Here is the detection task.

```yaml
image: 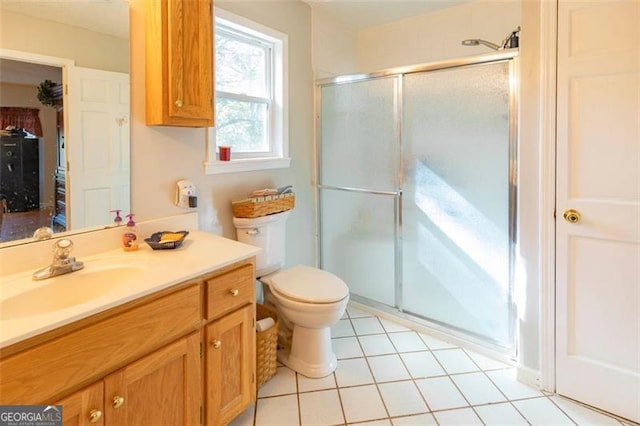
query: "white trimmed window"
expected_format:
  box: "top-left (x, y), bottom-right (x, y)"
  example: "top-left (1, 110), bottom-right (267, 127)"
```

top-left (205, 8), bottom-right (290, 174)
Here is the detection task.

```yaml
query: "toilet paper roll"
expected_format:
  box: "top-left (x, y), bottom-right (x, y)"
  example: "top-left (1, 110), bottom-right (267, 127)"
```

top-left (256, 317), bottom-right (275, 332)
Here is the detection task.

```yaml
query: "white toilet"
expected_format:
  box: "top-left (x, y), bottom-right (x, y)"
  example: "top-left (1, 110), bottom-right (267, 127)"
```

top-left (233, 211), bottom-right (349, 378)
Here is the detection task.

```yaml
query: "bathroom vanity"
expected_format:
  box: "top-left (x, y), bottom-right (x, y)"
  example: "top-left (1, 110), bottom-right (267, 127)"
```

top-left (0, 230), bottom-right (259, 426)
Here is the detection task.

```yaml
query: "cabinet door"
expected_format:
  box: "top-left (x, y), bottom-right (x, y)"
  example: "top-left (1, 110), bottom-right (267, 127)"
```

top-left (55, 382), bottom-right (104, 426)
top-left (145, 0), bottom-right (214, 127)
top-left (104, 332), bottom-right (201, 425)
top-left (206, 305), bottom-right (255, 426)
top-left (168, 0), bottom-right (213, 123)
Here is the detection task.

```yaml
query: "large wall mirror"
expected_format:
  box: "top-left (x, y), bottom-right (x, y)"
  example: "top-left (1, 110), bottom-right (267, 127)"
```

top-left (0, 0), bottom-right (130, 247)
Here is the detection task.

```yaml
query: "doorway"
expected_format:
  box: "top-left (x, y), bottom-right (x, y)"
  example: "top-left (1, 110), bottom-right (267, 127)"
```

top-left (0, 57), bottom-right (64, 241)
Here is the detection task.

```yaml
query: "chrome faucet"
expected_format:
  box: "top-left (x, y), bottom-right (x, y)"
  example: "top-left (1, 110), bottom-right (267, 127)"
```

top-left (32, 239), bottom-right (85, 281)
top-left (33, 226), bottom-right (54, 241)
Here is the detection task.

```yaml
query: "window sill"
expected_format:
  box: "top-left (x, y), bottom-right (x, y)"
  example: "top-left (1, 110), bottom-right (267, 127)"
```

top-left (204, 157), bottom-right (291, 175)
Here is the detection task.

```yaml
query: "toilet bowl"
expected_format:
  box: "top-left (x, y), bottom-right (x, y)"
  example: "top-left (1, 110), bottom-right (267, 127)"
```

top-left (233, 211), bottom-right (350, 378)
top-left (260, 265), bottom-right (349, 378)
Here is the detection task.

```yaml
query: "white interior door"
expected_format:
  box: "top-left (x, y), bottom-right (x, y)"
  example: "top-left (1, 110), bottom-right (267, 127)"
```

top-left (66, 66), bottom-right (130, 229)
top-left (555, 0), bottom-right (640, 422)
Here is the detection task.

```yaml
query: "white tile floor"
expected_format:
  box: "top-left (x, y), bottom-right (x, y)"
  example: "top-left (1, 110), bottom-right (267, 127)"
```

top-left (230, 306), bottom-right (635, 426)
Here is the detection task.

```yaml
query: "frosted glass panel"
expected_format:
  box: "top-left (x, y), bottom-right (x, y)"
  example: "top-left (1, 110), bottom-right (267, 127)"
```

top-left (320, 189), bottom-right (396, 306)
top-left (320, 77), bottom-right (399, 192)
top-left (402, 62), bottom-right (513, 346)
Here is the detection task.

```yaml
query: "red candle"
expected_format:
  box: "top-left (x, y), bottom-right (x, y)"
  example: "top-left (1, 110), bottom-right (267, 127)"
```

top-left (219, 146), bottom-right (231, 161)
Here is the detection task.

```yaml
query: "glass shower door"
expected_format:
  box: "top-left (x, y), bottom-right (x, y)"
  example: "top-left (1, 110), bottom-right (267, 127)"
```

top-left (318, 76), bottom-right (400, 307)
top-left (402, 62), bottom-right (515, 348)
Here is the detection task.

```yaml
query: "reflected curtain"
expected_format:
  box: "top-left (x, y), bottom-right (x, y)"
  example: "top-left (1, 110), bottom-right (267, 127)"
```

top-left (0, 107), bottom-right (43, 137)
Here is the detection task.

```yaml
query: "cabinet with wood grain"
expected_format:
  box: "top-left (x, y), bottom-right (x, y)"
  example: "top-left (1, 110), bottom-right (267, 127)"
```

top-left (145, 0), bottom-right (214, 127)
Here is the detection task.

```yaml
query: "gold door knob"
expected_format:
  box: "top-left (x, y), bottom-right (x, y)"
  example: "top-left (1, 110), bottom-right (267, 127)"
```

top-left (563, 209), bottom-right (581, 224)
top-left (89, 409), bottom-right (102, 423)
top-left (211, 339), bottom-right (222, 349)
top-left (175, 100), bottom-right (183, 107)
top-left (229, 289), bottom-right (239, 297)
top-left (112, 395), bottom-right (125, 409)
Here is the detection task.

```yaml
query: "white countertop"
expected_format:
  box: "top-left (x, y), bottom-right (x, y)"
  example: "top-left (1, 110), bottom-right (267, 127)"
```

top-left (0, 231), bottom-right (260, 348)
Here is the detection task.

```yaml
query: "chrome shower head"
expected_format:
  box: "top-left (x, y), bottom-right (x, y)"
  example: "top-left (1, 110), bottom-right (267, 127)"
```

top-left (461, 27), bottom-right (521, 51)
top-left (461, 39), bottom-right (501, 50)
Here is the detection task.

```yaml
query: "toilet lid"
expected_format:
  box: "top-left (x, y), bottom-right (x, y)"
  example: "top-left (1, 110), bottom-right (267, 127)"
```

top-left (267, 265), bottom-right (349, 303)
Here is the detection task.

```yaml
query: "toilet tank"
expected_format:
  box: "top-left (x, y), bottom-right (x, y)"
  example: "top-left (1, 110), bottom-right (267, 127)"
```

top-left (233, 210), bottom-right (290, 277)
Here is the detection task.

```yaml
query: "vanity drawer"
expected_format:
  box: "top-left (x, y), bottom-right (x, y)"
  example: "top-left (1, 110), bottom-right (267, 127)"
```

top-left (0, 284), bottom-right (201, 405)
top-left (206, 264), bottom-right (255, 320)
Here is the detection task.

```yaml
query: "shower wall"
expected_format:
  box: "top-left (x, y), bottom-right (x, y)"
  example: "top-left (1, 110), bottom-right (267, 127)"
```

top-left (318, 54), bottom-right (517, 352)
top-left (358, 2), bottom-right (521, 73)
top-left (310, 0), bottom-right (520, 79)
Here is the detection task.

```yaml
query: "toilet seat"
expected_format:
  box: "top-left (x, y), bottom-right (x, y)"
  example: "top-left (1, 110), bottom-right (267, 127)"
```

top-left (263, 265), bottom-right (348, 304)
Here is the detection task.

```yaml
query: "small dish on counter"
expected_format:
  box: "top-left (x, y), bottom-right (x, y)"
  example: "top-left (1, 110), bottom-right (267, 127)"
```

top-left (144, 231), bottom-right (189, 250)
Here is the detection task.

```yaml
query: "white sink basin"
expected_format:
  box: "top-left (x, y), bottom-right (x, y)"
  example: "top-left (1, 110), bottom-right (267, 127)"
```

top-left (0, 265), bottom-right (146, 320)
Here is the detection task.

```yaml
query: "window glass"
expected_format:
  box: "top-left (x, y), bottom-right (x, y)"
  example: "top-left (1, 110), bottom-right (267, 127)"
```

top-left (215, 98), bottom-right (269, 152)
top-left (216, 28), bottom-right (269, 97)
top-left (206, 8), bottom-right (289, 174)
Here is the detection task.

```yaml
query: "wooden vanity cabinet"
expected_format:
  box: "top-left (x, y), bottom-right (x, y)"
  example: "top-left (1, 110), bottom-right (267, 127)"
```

top-left (145, 0), bottom-right (214, 127)
top-left (55, 382), bottom-right (104, 426)
top-left (54, 333), bottom-right (200, 426)
top-left (0, 284), bottom-right (201, 406)
top-left (0, 258), bottom-right (257, 426)
top-left (205, 264), bottom-right (256, 426)
top-left (103, 332), bottom-right (201, 425)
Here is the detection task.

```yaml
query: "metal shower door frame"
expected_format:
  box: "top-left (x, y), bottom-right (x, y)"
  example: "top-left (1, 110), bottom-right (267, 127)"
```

top-left (315, 49), bottom-right (519, 354)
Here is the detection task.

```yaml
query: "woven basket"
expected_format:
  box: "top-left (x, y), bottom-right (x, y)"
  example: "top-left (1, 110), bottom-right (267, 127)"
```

top-left (256, 304), bottom-right (279, 388)
top-left (232, 193), bottom-right (294, 218)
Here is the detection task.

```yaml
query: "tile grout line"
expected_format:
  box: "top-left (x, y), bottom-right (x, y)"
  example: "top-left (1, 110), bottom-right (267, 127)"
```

top-left (351, 311), bottom-right (394, 424)
top-left (459, 346), bottom-right (533, 425)
top-left (383, 321), bottom-right (436, 419)
top-left (330, 368), bottom-right (348, 426)
top-left (294, 367), bottom-right (302, 426)
top-left (249, 308), bottom-right (632, 426)
top-left (359, 314), bottom-right (549, 425)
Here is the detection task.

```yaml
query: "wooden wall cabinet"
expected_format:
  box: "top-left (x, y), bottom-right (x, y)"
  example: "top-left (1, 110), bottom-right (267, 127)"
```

top-left (145, 0), bottom-right (214, 127)
top-left (1, 259), bottom-right (257, 426)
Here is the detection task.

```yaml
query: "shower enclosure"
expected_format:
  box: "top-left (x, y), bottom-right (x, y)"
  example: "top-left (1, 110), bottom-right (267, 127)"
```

top-left (317, 51), bottom-right (518, 353)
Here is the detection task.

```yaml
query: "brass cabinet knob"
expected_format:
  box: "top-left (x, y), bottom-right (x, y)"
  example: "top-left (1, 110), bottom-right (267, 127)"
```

top-left (229, 289), bottom-right (239, 297)
top-left (211, 339), bottom-right (222, 349)
top-left (563, 209), bottom-right (581, 224)
top-left (89, 409), bottom-right (102, 423)
top-left (112, 395), bottom-right (125, 409)
top-left (175, 100), bottom-right (183, 107)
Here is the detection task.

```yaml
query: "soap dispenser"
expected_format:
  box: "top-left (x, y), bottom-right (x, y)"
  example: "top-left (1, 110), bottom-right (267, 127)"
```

top-left (111, 209), bottom-right (123, 226)
top-left (122, 213), bottom-right (139, 251)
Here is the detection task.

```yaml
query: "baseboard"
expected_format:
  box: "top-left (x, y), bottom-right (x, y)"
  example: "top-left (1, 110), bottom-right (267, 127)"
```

top-left (517, 365), bottom-right (541, 389)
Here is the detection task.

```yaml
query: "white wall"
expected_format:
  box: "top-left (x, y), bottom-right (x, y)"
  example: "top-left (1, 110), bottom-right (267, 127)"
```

top-left (311, 6), bottom-right (359, 79)
top-left (0, 10), bottom-right (128, 73)
top-left (357, 0), bottom-right (521, 72)
top-left (129, 0), bottom-right (316, 268)
top-left (517, 0), bottom-right (545, 382)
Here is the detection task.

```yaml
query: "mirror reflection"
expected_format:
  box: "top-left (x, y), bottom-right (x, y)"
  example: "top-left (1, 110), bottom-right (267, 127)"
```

top-left (0, 0), bottom-right (130, 246)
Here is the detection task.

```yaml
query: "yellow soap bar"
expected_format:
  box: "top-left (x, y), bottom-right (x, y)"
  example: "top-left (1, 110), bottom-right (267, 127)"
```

top-left (160, 233), bottom-right (183, 242)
